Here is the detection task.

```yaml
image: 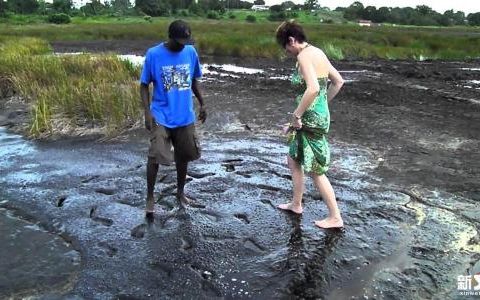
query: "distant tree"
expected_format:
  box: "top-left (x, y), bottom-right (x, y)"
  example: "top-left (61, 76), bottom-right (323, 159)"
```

top-left (467, 12), bottom-right (480, 26)
top-left (269, 4), bottom-right (283, 12)
top-left (7, 0), bottom-right (39, 14)
top-left (52, 0), bottom-right (72, 14)
top-left (343, 1), bottom-right (364, 20)
top-left (227, 0), bottom-right (252, 9)
top-left (188, 2), bottom-right (204, 16)
top-left (291, 4), bottom-right (302, 11)
top-left (415, 5), bottom-right (433, 16)
top-left (111, 0), bottom-right (131, 14)
top-left (37, 0), bottom-right (48, 15)
top-left (166, 0), bottom-right (188, 10)
top-left (135, 0), bottom-right (170, 16)
top-left (444, 9), bottom-right (466, 25)
top-left (453, 11), bottom-right (466, 25)
top-left (0, 0), bottom-right (6, 16)
top-left (304, 0), bottom-right (319, 10)
top-left (253, 0), bottom-right (264, 5)
top-left (239, 1), bottom-right (253, 9)
top-left (81, 0), bottom-right (106, 16)
top-left (361, 5), bottom-right (376, 20)
top-left (205, 0), bottom-right (224, 12)
top-left (435, 14), bottom-right (451, 26)
top-left (280, 1), bottom-right (295, 10)
top-left (373, 6), bottom-right (390, 23)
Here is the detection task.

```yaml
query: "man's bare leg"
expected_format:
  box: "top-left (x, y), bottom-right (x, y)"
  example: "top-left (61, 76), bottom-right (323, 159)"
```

top-left (175, 159), bottom-right (205, 208)
top-left (311, 174), bottom-right (343, 228)
top-left (146, 157), bottom-right (158, 214)
top-left (176, 159), bottom-right (188, 203)
top-left (278, 156), bottom-right (304, 214)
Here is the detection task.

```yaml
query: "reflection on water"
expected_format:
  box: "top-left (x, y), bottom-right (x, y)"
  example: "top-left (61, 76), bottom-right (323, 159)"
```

top-left (0, 128), bottom-right (35, 168)
top-left (243, 214), bottom-right (345, 298)
top-left (285, 218), bottom-right (345, 299)
top-left (0, 208), bottom-right (80, 298)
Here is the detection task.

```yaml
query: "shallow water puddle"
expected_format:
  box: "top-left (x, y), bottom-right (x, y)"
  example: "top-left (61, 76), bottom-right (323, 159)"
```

top-left (0, 208), bottom-right (80, 299)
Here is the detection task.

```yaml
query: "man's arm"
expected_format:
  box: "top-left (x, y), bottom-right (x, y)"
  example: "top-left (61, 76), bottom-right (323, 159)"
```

top-left (192, 78), bottom-right (206, 123)
top-left (140, 83), bottom-right (153, 130)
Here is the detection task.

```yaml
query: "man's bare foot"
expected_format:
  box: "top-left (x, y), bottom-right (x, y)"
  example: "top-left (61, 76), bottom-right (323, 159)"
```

top-left (314, 217), bottom-right (344, 229)
top-left (146, 196), bottom-right (155, 213)
top-left (177, 194), bottom-right (206, 209)
top-left (278, 203), bottom-right (303, 214)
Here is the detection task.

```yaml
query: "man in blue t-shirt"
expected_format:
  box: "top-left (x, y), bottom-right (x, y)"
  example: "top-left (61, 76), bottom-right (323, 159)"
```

top-left (140, 20), bottom-right (206, 217)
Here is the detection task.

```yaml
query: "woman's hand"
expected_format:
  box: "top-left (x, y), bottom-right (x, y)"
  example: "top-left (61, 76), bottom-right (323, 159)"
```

top-left (282, 123), bottom-right (291, 134)
top-left (291, 116), bottom-right (302, 129)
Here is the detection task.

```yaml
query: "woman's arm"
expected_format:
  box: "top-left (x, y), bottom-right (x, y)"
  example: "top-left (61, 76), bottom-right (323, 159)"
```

top-left (292, 54), bottom-right (320, 119)
top-left (326, 60), bottom-right (344, 102)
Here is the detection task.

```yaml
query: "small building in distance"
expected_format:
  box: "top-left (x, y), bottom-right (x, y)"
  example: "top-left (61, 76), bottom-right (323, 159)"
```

top-left (251, 5), bottom-right (270, 11)
top-left (358, 19), bottom-right (373, 27)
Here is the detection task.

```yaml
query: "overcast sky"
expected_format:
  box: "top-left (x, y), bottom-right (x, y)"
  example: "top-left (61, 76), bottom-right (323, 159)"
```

top-left (259, 0), bottom-right (479, 14)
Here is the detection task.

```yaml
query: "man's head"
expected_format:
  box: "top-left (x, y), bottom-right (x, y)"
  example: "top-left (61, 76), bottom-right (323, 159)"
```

top-left (167, 20), bottom-right (194, 51)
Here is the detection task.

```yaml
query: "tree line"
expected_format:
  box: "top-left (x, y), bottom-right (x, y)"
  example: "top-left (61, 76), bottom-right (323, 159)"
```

top-left (336, 1), bottom-right (480, 26)
top-left (0, 0), bottom-right (479, 26)
top-left (0, 0), bottom-right (255, 17)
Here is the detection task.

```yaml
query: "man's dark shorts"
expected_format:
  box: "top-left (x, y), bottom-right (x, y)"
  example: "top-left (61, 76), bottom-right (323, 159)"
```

top-left (148, 123), bottom-right (200, 165)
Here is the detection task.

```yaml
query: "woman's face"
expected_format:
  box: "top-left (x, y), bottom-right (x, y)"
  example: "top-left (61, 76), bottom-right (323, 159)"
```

top-left (284, 37), bottom-right (299, 56)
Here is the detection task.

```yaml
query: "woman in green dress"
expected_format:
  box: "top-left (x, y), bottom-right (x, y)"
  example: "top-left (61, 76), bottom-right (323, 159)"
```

top-left (276, 20), bottom-right (345, 229)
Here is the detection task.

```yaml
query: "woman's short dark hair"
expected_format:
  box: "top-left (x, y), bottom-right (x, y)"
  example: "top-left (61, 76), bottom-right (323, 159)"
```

top-left (275, 20), bottom-right (307, 48)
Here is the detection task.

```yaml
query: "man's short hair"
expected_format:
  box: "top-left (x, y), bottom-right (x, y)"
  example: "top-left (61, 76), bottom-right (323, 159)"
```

top-left (168, 19), bottom-right (194, 44)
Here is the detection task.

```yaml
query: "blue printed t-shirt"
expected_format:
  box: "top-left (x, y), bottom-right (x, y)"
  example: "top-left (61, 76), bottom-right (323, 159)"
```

top-left (140, 43), bottom-right (202, 128)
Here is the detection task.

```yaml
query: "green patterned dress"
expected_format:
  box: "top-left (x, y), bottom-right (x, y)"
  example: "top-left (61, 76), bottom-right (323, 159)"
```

top-left (287, 69), bottom-right (330, 175)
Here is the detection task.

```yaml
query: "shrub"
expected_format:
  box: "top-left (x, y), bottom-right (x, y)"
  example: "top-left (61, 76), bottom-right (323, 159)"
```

top-left (268, 11), bottom-right (286, 21)
top-left (246, 15), bottom-right (256, 23)
top-left (47, 13), bottom-right (71, 24)
top-left (143, 15), bottom-right (152, 23)
top-left (207, 11), bottom-right (219, 19)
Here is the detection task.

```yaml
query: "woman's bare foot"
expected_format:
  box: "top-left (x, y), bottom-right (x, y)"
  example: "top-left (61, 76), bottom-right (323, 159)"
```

top-left (278, 203), bottom-right (303, 214)
top-left (314, 217), bottom-right (344, 229)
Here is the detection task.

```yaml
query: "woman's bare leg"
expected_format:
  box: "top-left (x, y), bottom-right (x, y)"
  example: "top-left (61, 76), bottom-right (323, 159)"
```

top-left (311, 174), bottom-right (343, 228)
top-left (278, 156), bottom-right (304, 214)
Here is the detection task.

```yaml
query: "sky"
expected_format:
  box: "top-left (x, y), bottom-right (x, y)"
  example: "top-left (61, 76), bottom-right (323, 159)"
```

top-left (260, 0), bottom-right (480, 14)
top-left (47, 0), bottom-right (479, 14)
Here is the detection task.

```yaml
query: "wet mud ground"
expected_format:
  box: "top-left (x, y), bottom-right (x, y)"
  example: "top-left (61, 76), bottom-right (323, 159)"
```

top-left (0, 41), bottom-right (479, 299)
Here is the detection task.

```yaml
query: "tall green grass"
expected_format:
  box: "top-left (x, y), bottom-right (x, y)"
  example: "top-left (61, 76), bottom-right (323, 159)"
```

top-left (0, 21), bottom-right (478, 60)
top-left (0, 37), bottom-right (141, 137)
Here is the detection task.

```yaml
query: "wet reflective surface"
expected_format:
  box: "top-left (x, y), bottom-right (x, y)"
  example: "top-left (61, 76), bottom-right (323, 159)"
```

top-left (1, 58), bottom-right (479, 298)
top-left (0, 128), bottom-right (478, 298)
top-left (0, 208), bottom-right (80, 298)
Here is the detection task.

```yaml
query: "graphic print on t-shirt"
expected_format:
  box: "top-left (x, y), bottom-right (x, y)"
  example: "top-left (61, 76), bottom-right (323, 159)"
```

top-left (161, 64), bottom-right (191, 92)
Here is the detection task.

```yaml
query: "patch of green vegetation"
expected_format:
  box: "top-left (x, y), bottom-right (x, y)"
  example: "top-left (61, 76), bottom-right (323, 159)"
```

top-left (0, 37), bottom-right (141, 137)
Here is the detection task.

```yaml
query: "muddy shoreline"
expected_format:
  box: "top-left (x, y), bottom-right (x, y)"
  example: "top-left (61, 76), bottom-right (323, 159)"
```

top-left (0, 40), bottom-right (479, 299)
